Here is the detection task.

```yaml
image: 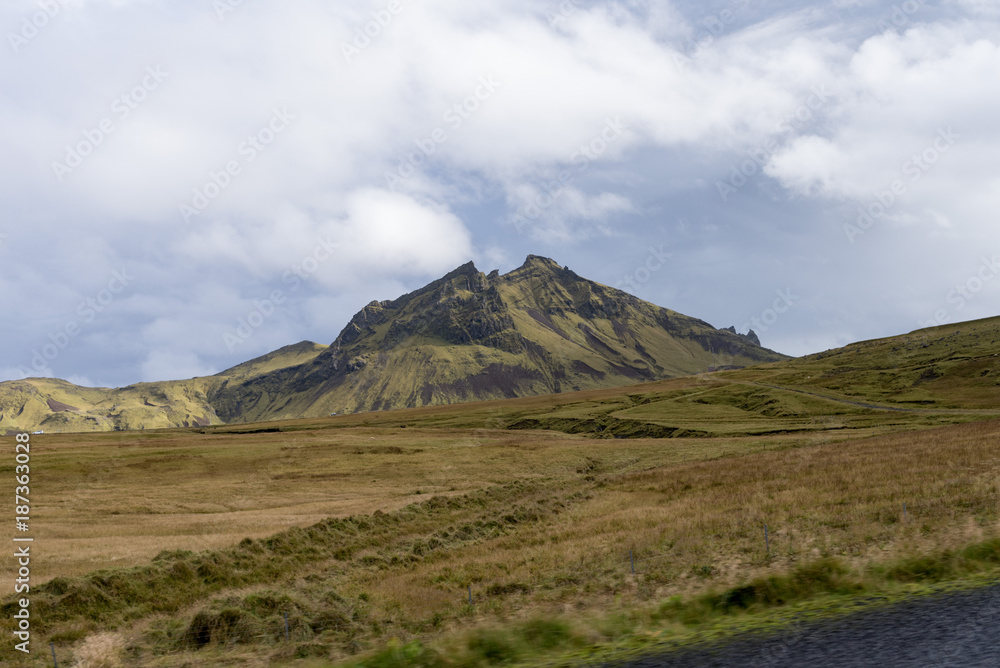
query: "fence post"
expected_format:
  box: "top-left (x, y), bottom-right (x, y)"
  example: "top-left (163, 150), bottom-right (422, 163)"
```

top-left (283, 611), bottom-right (290, 641)
top-left (630, 550), bottom-right (635, 574)
top-left (468, 585), bottom-right (472, 606)
top-left (51, 642), bottom-right (58, 668)
top-left (903, 503), bottom-right (907, 524)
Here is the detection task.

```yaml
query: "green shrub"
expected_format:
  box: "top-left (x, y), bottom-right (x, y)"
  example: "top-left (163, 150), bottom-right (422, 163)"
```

top-left (184, 607), bottom-right (263, 647)
top-left (242, 591), bottom-right (301, 617)
top-left (961, 538), bottom-right (1000, 564)
top-left (169, 560), bottom-right (196, 582)
top-left (703, 557), bottom-right (855, 612)
top-left (520, 618), bottom-right (571, 650)
top-left (357, 640), bottom-right (441, 668)
top-left (885, 554), bottom-right (953, 582)
top-left (467, 629), bottom-right (520, 663)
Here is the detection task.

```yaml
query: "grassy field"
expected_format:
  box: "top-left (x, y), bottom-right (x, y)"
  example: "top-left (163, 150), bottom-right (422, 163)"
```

top-left (2, 318), bottom-right (1000, 666)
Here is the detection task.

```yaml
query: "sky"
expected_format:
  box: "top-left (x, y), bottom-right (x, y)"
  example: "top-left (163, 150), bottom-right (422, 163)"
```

top-left (1, 0), bottom-right (998, 388)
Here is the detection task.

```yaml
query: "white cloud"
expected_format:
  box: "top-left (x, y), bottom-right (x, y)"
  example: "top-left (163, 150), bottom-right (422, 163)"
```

top-left (337, 188), bottom-right (475, 278)
top-left (140, 350), bottom-right (218, 383)
top-left (956, 0), bottom-right (1000, 19)
top-left (762, 22), bottom-right (1000, 241)
top-left (65, 374), bottom-right (98, 388)
top-left (1, 1), bottom-right (999, 386)
top-left (508, 184), bottom-right (635, 243)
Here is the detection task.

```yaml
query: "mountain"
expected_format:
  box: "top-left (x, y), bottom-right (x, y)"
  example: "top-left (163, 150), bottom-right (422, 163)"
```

top-left (0, 255), bottom-right (786, 433)
top-left (205, 256), bottom-right (786, 422)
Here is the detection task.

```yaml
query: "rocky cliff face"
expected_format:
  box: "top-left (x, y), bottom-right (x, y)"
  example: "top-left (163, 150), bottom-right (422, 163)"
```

top-left (724, 326), bottom-right (762, 347)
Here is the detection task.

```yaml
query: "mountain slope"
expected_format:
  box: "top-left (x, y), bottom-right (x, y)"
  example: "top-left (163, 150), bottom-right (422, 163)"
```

top-left (231, 316), bottom-right (1000, 440)
top-left (0, 342), bottom-right (327, 434)
top-left (0, 255), bottom-right (786, 433)
top-left (206, 255), bottom-right (786, 422)
top-left (727, 316), bottom-right (1000, 408)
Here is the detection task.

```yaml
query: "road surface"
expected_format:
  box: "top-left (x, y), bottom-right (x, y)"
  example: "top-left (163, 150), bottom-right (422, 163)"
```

top-left (614, 584), bottom-right (1000, 667)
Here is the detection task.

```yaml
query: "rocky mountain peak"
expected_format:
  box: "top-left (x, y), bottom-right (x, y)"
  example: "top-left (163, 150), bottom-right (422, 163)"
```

top-left (522, 254), bottom-right (560, 268)
top-left (504, 254), bottom-right (563, 278)
top-left (724, 326), bottom-right (762, 347)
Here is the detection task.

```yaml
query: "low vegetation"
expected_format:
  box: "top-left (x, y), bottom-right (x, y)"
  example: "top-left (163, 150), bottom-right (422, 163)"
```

top-left (2, 317), bottom-right (999, 666)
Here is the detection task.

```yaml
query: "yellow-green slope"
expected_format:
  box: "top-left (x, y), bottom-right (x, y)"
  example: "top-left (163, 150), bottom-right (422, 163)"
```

top-left (208, 256), bottom-right (787, 422)
top-left (725, 316), bottom-right (1000, 408)
top-left (0, 341), bottom-right (327, 434)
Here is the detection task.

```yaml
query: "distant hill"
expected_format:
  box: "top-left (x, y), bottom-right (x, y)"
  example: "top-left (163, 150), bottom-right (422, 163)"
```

top-left (0, 255), bottom-right (786, 433)
top-left (729, 316), bottom-right (1000, 409)
top-left (0, 341), bottom-right (328, 434)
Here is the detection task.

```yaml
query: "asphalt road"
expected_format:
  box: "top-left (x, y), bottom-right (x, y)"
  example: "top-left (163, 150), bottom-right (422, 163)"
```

top-left (611, 584), bottom-right (1000, 668)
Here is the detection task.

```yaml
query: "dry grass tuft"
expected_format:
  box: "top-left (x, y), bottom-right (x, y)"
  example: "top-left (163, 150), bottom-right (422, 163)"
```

top-left (72, 632), bottom-right (125, 668)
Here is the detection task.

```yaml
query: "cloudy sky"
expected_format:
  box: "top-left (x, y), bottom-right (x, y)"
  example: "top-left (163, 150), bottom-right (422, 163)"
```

top-left (1, 0), bottom-right (998, 388)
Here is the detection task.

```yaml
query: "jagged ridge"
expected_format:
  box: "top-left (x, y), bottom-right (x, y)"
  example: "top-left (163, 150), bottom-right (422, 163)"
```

top-left (208, 255), bottom-right (787, 422)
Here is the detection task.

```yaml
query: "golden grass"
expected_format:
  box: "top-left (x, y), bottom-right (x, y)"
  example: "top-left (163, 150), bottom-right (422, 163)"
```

top-left (9, 423), bottom-right (799, 583)
top-left (344, 420), bottom-right (1000, 630)
top-left (3, 381), bottom-right (1000, 666)
top-left (70, 632), bottom-right (126, 668)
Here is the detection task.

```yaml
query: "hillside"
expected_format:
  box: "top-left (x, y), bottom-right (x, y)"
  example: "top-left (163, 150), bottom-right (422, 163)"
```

top-left (725, 316), bottom-right (1000, 409)
top-left (207, 255), bottom-right (786, 423)
top-left (0, 376), bottom-right (219, 434)
top-left (0, 256), bottom-right (785, 433)
top-left (227, 315), bottom-right (1000, 440)
top-left (0, 341), bottom-right (328, 434)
